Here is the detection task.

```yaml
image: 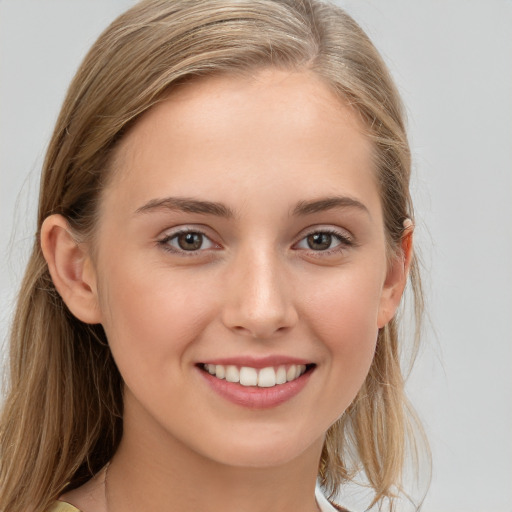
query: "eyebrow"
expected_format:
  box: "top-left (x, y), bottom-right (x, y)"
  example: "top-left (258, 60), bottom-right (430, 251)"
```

top-left (135, 195), bottom-right (369, 218)
top-left (135, 197), bottom-right (235, 218)
top-left (292, 196), bottom-right (370, 217)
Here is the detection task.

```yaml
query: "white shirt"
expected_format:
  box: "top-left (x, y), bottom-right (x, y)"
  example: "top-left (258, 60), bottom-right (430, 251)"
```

top-left (315, 486), bottom-right (345, 511)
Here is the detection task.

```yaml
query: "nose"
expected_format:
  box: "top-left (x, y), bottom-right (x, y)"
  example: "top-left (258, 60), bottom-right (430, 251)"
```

top-left (221, 247), bottom-right (298, 339)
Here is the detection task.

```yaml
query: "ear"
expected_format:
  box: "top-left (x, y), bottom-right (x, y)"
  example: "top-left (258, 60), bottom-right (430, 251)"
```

top-left (377, 222), bottom-right (414, 328)
top-left (40, 214), bottom-right (102, 324)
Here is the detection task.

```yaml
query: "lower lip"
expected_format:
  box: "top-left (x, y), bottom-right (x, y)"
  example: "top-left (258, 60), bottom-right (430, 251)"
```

top-left (198, 367), bottom-right (314, 409)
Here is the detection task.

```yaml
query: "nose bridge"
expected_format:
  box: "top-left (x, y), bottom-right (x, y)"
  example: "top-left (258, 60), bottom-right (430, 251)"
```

top-left (221, 242), bottom-right (297, 338)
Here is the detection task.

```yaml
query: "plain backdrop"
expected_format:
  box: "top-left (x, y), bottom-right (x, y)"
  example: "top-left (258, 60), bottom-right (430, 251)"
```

top-left (1, 1), bottom-right (511, 511)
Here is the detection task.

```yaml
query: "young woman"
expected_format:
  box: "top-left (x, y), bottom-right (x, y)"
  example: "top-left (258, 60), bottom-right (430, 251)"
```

top-left (0, 1), bottom-right (426, 511)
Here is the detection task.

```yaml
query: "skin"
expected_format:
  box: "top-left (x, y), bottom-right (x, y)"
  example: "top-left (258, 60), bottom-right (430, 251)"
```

top-left (42, 69), bottom-right (412, 512)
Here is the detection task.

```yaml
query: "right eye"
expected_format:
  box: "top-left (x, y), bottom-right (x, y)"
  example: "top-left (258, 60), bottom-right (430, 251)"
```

top-left (158, 229), bottom-right (217, 254)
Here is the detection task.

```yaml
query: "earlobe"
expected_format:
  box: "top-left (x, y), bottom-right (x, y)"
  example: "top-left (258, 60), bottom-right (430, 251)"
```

top-left (40, 214), bottom-right (102, 324)
top-left (377, 221), bottom-right (414, 328)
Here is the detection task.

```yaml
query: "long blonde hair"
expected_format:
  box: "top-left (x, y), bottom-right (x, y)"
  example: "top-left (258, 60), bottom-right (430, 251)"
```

top-left (0, 1), bottom-right (426, 511)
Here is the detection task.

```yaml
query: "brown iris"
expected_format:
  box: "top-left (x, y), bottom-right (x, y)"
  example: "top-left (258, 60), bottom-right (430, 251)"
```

top-left (177, 232), bottom-right (203, 250)
top-left (307, 233), bottom-right (333, 250)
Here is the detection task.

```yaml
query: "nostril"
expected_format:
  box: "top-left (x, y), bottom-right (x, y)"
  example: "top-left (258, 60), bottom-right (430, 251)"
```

top-left (231, 324), bottom-right (291, 339)
top-left (226, 308), bottom-right (298, 338)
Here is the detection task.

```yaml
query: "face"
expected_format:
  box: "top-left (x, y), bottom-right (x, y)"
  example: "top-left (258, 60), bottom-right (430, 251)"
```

top-left (88, 69), bottom-right (402, 468)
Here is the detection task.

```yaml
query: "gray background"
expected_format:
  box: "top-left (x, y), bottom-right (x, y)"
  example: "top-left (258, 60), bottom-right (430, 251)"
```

top-left (1, 1), bottom-right (511, 511)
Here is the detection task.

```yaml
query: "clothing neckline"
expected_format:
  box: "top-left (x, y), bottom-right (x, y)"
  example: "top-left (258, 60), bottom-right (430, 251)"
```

top-left (54, 486), bottom-right (347, 512)
top-left (315, 486), bottom-right (349, 512)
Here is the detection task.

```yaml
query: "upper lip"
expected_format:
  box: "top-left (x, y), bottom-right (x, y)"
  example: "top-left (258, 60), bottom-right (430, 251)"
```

top-left (198, 355), bottom-right (313, 369)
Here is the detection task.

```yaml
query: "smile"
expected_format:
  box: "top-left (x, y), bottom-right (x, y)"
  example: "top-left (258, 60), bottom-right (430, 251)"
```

top-left (201, 363), bottom-right (310, 388)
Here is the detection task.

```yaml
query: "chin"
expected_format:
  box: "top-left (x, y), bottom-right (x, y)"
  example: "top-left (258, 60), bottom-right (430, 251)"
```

top-left (197, 430), bottom-right (321, 469)
top-left (214, 450), bottom-right (302, 470)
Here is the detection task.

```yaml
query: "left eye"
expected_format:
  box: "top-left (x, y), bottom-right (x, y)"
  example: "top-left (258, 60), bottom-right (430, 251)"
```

top-left (162, 231), bottom-right (216, 252)
top-left (295, 231), bottom-right (348, 251)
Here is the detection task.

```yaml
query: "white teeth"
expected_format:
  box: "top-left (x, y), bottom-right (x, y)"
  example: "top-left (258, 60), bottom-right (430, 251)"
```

top-left (286, 365), bottom-right (298, 382)
top-left (204, 363), bottom-right (309, 388)
top-left (276, 366), bottom-right (287, 385)
top-left (215, 365), bottom-right (225, 379)
top-left (239, 367), bottom-right (258, 387)
top-left (225, 365), bottom-right (239, 383)
top-left (258, 367), bottom-right (276, 387)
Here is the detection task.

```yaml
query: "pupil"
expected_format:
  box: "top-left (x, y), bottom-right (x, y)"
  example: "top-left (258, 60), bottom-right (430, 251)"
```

top-left (307, 233), bottom-right (331, 250)
top-left (178, 233), bottom-right (202, 250)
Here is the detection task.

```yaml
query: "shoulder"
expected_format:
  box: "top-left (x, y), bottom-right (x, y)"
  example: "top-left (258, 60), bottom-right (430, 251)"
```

top-left (46, 501), bottom-right (81, 512)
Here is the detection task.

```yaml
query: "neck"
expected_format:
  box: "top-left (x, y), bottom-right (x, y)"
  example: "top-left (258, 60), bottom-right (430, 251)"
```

top-left (107, 401), bottom-right (323, 512)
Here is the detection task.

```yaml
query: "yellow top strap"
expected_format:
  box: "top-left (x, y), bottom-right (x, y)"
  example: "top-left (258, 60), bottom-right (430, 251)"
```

top-left (47, 502), bottom-right (81, 512)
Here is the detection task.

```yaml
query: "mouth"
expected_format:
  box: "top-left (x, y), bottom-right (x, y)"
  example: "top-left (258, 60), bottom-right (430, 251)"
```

top-left (198, 363), bottom-right (316, 388)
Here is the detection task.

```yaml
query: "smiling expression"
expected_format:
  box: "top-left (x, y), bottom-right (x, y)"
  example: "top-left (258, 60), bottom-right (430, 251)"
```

top-left (86, 69), bottom-right (400, 468)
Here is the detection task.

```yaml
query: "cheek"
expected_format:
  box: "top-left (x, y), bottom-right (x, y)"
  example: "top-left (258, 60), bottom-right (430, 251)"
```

top-left (97, 259), bottom-right (217, 383)
top-left (301, 267), bottom-right (382, 398)
top-left (303, 265), bottom-right (383, 337)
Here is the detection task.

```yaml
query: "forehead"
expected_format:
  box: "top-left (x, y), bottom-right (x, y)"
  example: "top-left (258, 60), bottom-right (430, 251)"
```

top-left (106, 69), bottom-right (378, 217)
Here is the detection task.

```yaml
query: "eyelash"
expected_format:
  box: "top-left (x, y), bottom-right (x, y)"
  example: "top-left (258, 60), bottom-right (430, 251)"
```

top-left (294, 228), bottom-right (354, 256)
top-left (157, 227), bottom-right (354, 257)
top-left (157, 229), bottom-right (219, 256)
